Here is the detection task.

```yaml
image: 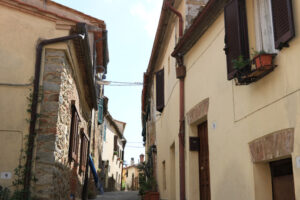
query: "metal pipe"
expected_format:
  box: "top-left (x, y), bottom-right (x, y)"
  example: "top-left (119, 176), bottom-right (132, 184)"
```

top-left (164, 1), bottom-right (183, 37)
top-left (23, 33), bottom-right (85, 200)
top-left (164, 2), bottom-right (186, 200)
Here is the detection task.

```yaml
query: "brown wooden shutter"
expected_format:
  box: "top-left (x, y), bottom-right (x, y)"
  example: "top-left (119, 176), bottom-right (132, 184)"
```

top-left (156, 69), bottom-right (164, 112)
top-left (224, 0), bottom-right (250, 80)
top-left (114, 135), bottom-right (118, 151)
top-left (271, 0), bottom-right (295, 49)
top-left (80, 130), bottom-right (88, 172)
top-left (69, 105), bottom-right (79, 161)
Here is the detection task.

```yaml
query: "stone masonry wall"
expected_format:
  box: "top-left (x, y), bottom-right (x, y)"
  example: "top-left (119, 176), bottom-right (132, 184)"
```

top-left (185, 0), bottom-right (208, 28)
top-left (35, 49), bottom-right (90, 200)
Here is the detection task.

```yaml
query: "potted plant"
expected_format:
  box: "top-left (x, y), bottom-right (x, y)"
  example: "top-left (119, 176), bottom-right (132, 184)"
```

top-left (252, 49), bottom-right (276, 69)
top-left (138, 147), bottom-right (159, 200)
top-left (113, 151), bottom-right (118, 156)
top-left (232, 55), bottom-right (250, 71)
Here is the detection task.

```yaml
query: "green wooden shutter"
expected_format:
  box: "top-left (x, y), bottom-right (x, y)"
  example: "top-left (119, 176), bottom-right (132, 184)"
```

top-left (98, 98), bottom-right (104, 124)
top-left (103, 122), bottom-right (106, 142)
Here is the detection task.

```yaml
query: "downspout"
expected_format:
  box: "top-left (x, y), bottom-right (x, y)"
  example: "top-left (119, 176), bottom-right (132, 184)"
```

top-left (164, 2), bottom-right (186, 200)
top-left (23, 33), bottom-right (85, 200)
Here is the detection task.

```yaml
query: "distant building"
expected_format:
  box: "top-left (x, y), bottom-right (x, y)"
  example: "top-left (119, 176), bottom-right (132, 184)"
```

top-left (122, 154), bottom-right (144, 191)
top-left (101, 113), bottom-right (126, 191)
top-left (0, 0), bottom-right (108, 199)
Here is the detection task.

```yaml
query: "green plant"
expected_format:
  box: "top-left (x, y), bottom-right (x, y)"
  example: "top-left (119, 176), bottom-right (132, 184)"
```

top-left (113, 151), bottom-right (118, 156)
top-left (6, 90), bottom-right (38, 200)
top-left (138, 147), bottom-right (157, 196)
top-left (251, 48), bottom-right (268, 57)
top-left (232, 55), bottom-right (250, 70)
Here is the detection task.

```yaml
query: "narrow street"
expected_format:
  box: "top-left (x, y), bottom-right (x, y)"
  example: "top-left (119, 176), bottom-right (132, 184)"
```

top-left (93, 191), bottom-right (140, 200)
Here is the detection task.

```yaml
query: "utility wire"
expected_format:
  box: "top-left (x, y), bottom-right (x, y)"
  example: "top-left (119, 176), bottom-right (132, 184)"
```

top-left (96, 80), bottom-right (143, 86)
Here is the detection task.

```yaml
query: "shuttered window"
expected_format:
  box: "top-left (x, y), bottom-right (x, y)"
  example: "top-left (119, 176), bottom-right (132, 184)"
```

top-left (69, 104), bottom-right (79, 161)
top-left (156, 69), bottom-right (164, 112)
top-left (224, 0), bottom-right (250, 80)
top-left (103, 122), bottom-right (107, 142)
top-left (80, 130), bottom-right (89, 172)
top-left (98, 98), bottom-right (104, 124)
top-left (114, 135), bottom-right (118, 152)
top-left (69, 103), bottom-right (80, 162)
top-left (271, 0), bottom-right (295, 50)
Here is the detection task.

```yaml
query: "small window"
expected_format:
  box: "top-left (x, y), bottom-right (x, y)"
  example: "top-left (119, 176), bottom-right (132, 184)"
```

top-left (69, 102), bottom-right (80, 162)
top-left (156, 68), bottom-right (165, 112)
top-left (114, 135), bottom-right (118, 151)
top-left (162, 161), bottom-right (166, 190)
top-left (80, 129), bottom-right (89, 172)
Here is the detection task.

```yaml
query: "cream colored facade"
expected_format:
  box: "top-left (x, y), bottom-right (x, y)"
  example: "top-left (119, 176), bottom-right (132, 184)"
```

top-left (101, 116), bottom-right (126, 191)
top-left (143, 0), bottom-right (300, 200)
top-left (0, 1), bottom-right (108, 199)
top-left (123, 165), bottom-right (139, 191)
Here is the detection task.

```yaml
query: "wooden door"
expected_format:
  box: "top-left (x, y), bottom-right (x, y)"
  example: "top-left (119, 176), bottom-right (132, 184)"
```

top-left (198, 122), bottom-right (210, 200)
top-left (270, 158), bottom-right (295, 200)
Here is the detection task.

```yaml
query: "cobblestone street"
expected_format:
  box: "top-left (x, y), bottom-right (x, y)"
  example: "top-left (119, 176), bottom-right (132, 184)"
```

top-left (93, 191), bottom-right (140, 200)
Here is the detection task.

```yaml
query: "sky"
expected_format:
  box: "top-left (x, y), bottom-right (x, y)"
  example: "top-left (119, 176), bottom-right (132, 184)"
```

top-left (52, 0), bottom-right (163, 165)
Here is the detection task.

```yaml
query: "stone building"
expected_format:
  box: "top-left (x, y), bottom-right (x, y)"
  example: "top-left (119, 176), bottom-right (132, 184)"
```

top-left (142, 0), bottom-right (300, 199)
top-left (0, 0), bottom-right (108, 199)
top-left (101, 113), bottom-right (126, 191)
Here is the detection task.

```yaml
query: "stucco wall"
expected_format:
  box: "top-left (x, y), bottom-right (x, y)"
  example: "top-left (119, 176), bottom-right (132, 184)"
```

top-left (101, 119), bottom-right (123, 191)
top-left (147, 0), bottom-right (300, 199)
top-left (0, 4), bottom-right (69, 188)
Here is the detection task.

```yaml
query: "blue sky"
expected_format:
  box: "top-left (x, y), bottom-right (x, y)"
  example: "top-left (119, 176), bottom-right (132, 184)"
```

top-left (53, 0), bottom-right (163, 164)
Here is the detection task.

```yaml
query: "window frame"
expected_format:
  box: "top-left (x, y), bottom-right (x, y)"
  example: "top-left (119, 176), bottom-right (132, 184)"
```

top-left (69, 102), bottom-right (81, 162)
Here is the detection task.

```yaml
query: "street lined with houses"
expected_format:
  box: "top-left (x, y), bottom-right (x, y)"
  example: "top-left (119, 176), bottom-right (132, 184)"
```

top-left (1, 0), bottom-right (300, 200)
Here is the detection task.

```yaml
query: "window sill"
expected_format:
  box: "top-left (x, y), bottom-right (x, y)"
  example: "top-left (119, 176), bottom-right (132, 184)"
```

top-left (234, 54), bottom-right (277, 85)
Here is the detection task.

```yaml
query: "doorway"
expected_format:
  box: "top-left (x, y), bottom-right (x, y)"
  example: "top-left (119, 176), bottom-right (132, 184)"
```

top-left (198, 122), bottom-right (210, 200)
top-left (270, 158), bottom-right (295, 200)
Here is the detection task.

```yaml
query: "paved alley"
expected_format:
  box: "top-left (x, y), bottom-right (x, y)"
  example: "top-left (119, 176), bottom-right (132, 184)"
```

top-left (93, 191), bottom-right (140, 200)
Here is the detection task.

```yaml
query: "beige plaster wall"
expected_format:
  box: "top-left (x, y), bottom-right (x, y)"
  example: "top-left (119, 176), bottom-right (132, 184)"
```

top-left (101, 119), bottom-right (123, 190)
top-left (0, 4), bottom-right (71, 188)
top-left (147, 0), bottom-right (300, 199)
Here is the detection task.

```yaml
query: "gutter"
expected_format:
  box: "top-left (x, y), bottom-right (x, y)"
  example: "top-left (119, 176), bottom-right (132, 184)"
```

top-left (164, 2), bottom-right (186, 200)
top-left (24, 33), bottom-right (85, 199)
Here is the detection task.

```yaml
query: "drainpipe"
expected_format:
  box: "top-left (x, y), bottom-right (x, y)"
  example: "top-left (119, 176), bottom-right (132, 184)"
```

top-left (164, 2), bottom-right (186, 200)
top-left (23, 33), bottom-right (85, 200)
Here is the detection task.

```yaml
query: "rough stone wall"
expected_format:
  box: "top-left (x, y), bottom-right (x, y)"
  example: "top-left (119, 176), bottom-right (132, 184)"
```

top-left (185, 0), bottom-right (208, 29)
top-left (34, 49), bottom-right (90, 200)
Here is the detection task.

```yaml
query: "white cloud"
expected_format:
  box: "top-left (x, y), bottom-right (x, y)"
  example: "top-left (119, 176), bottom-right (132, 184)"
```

top-left (130, 0), bottom-right (163, 37)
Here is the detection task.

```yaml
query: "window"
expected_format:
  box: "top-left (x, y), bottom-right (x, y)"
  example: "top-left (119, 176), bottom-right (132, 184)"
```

top-left (114, 135), bottom-right (118, 152)
top-left (224, 0), bottom-right (250, 80)
top-left (80, 129), bottom-right (89, 172)
top-left (162, 161), bottom-right (166, 190)
top-left (254, 0), bottom-right (295, 51)
top-left (155, 68), bottom-right (164, 112)
top-left (103, 122), bottom-right (106, 142)
top-left (69, 102), bottom-right (80, 162)
top-left (98, 98), bottom-right (104, 124)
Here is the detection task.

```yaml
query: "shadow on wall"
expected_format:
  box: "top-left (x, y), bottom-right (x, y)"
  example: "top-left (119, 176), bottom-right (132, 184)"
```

top-left (35, 161), bottom-right (84, 200)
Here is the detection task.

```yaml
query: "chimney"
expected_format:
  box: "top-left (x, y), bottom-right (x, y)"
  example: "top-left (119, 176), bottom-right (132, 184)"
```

top-left (130, 157), bottom-right (134, 166)
top-left (140, 154), bottom-right (144, 163)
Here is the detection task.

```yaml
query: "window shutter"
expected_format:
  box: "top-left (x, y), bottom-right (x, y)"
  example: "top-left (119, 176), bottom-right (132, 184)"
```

top-left (156, 69), bottom-right (164, 112)
top-left (69, 105), bottom-right (80, 162)
top-left (224, 0), bottom-right (250, 80)
top-left (271, 0), bottom-right (295, 49)
top-left (103, 122), bottom-right (106, 142)
top-left (114, 135), bottom-right (118, 151)
top-left (80, 131), bottom-right (88, 173)
top-left (98, 98), bottom-right (104, 124)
